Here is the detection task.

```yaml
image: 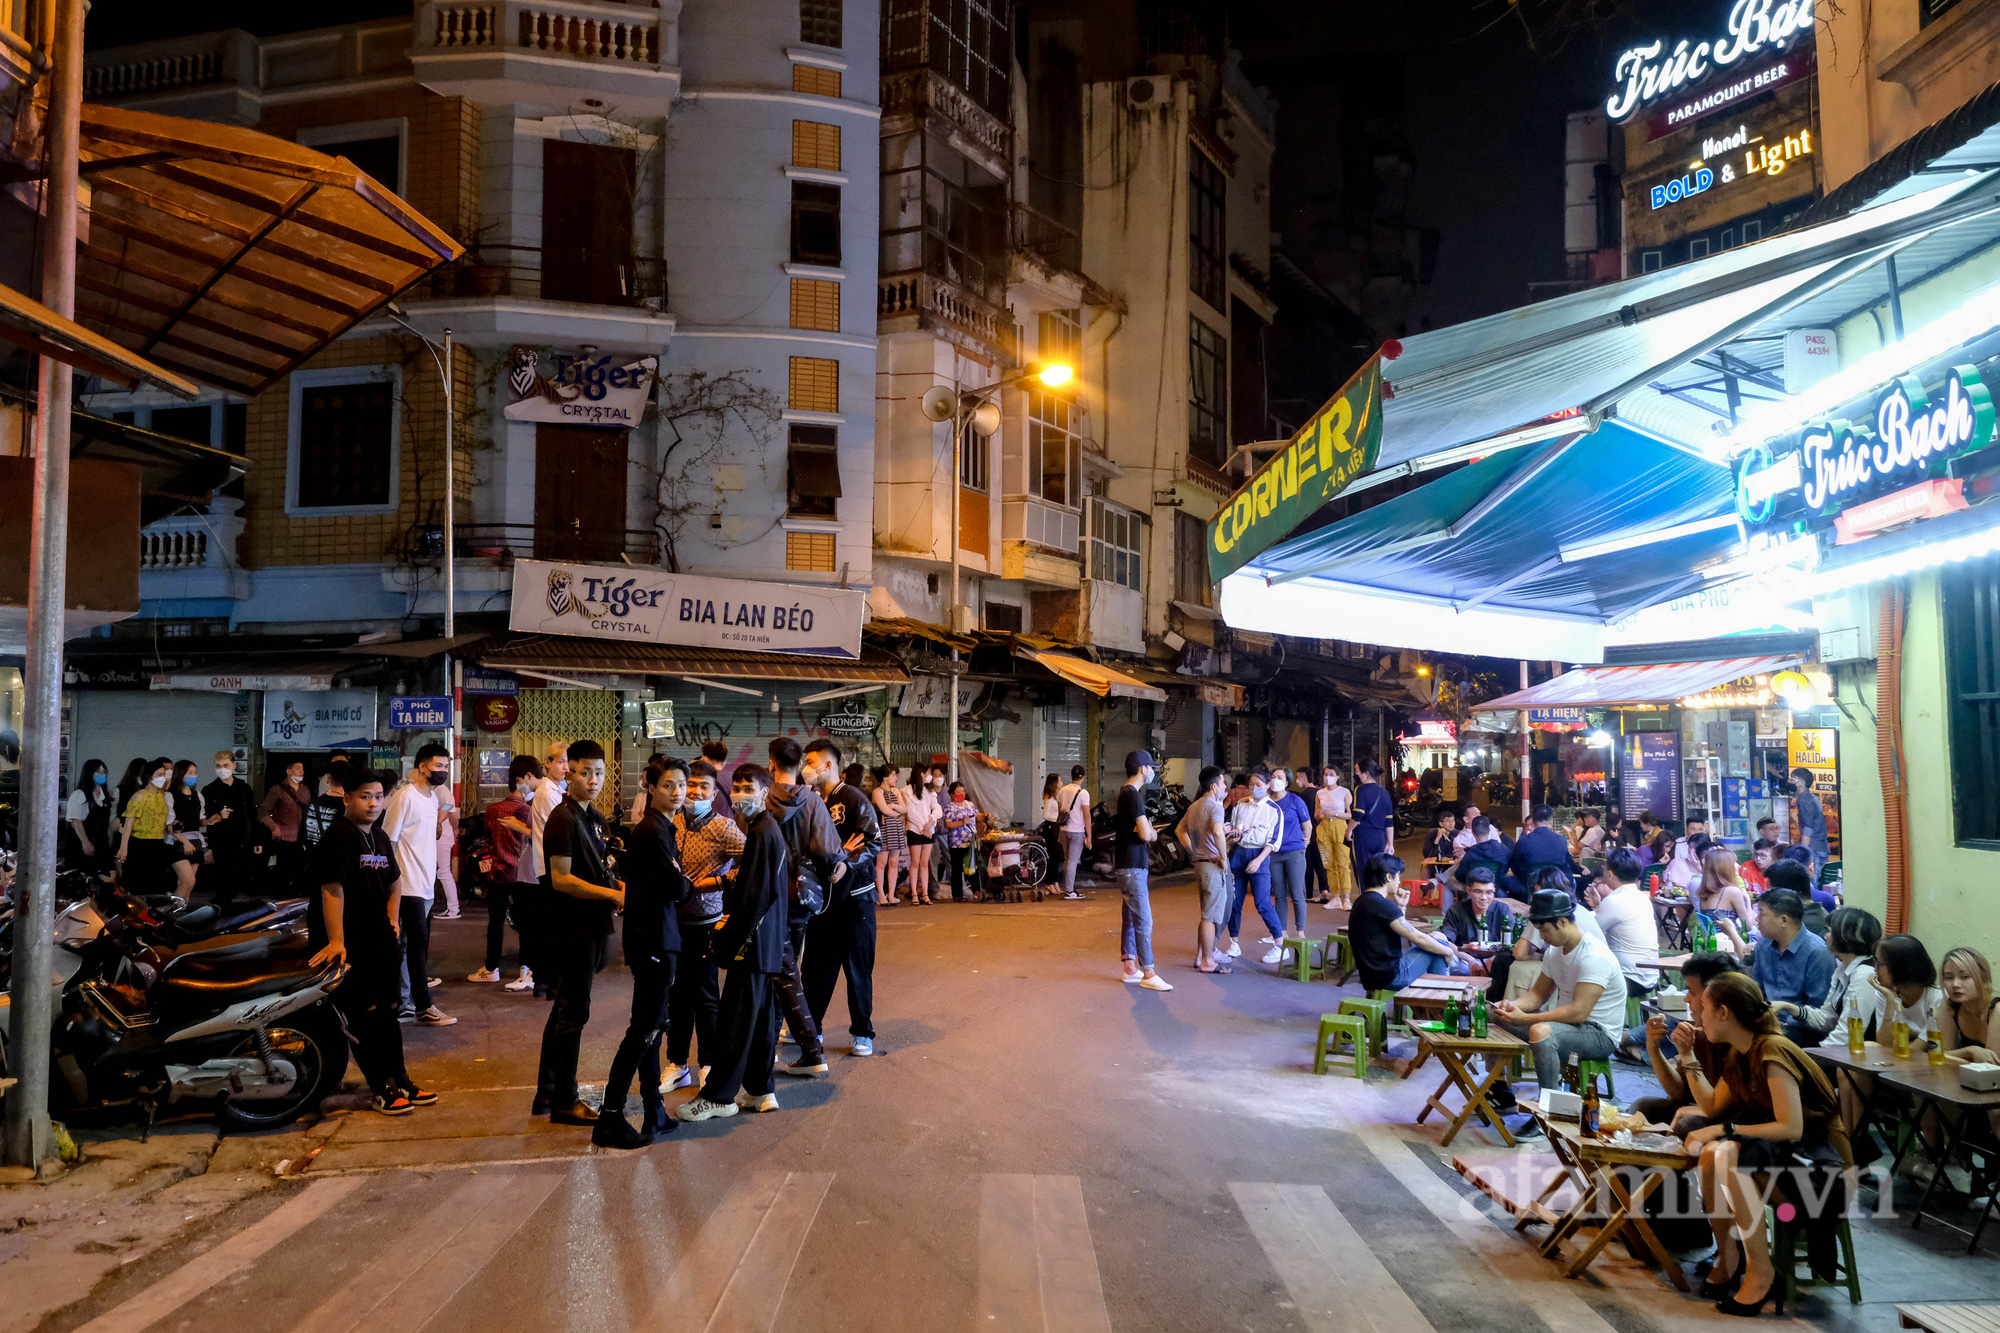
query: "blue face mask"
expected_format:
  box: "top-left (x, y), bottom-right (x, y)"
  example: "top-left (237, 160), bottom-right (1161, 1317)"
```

top-left (183, 774), bottom-right (197, 787)
top-left (93, 771), bottom-right (106, 785)
top-left (686, 798), bottom-right (712, 817)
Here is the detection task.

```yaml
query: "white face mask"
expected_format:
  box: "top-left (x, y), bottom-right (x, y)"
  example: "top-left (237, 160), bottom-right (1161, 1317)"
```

top-left (150, 774), bottom-right (170, 788)
top-left (215, 767), bottom-right (233, 780)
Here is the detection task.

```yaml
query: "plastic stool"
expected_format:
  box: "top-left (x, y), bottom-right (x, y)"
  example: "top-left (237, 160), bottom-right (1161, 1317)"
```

top-left (1340, 996), bottom-right (1389, 1056)
top-left (1572, 1057), bottom-right (1614, 1099)
top-left (1625, 994), bottom-right (1643, 1031)
top-left (1770, 1209), bottom-right (1862, 1305)
top-left (1323, 931), bottom-right (1353, 978)
top-left (1279, 937), bottom-right (1319, 982)
top-left (1372, 987), bottom-right (1411, 1035)
top-left (1314, 1013), bottom-right (1369, 1077)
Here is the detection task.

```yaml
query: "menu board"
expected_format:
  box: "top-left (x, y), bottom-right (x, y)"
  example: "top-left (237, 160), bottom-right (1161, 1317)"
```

top-left (1620, 730), bottom-right (1682, 824)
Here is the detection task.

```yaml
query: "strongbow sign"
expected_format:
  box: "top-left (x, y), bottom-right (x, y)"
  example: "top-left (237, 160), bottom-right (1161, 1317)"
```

top-left (1604, 0), bottom-right (1816, 123)
top-left (1206, 357), bottom-right (1383, 582)
top-left (503, 348), bottom-right (657, 426)
top-left (508, 559), bottom-right (867, 659)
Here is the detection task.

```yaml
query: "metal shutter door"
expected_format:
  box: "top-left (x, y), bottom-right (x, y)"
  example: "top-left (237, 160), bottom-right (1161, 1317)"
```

top-left (70, 690), bottom-right (236, 784)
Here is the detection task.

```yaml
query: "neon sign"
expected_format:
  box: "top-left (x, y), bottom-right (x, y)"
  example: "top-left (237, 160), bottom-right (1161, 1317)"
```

top-left (1606, 0), bottom-right (1816, 123)
top-left (1651, 125), bottom-right (1812, 210)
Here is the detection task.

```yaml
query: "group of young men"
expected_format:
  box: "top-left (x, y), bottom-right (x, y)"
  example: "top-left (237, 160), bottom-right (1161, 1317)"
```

top-left (305, 733), bottom-right (885, 1147)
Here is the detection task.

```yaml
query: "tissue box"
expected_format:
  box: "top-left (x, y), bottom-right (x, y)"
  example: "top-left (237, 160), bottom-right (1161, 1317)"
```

top-left (1960, 1063), bottom-right (2000, 1092)
top-left (1542, 1089), bottom-right (1582, 1118)
top-left (1656, 989), bottom-right (1687, 1013)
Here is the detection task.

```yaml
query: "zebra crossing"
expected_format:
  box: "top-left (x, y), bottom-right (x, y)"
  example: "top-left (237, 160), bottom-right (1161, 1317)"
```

top-left (46, 1136), bottom-right (1743, 1333)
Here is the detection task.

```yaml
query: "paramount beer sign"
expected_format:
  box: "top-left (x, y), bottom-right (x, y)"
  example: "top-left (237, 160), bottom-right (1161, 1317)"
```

top-left (1205, 358), bottom-right (1384, 583)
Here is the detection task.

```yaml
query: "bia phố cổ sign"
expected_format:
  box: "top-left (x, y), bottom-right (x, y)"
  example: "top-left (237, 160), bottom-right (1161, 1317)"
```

top-left (508, 559), bottom-right (867, 659)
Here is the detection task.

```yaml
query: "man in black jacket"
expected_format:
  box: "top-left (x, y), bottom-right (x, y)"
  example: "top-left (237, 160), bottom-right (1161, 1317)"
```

top-left (763, 736), bottom-right (835, 1077)
top-left (595, 757), bottom-right (687, 1148)
top-left (1505, 803), bottom-right (1584, 902)
top-left (676, 765), bottom-right (790, 1122)
top-left (800, 737), bottom-right (883, 1056)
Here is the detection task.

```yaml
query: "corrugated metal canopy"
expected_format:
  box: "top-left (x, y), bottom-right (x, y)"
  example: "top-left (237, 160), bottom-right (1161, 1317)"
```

top-left (481, 637), bottom-right (910, 684)
top-left (1020, 650), bottom-right (1166, 701)
top-left (74, 104), bottom-right (462, 396)
top-left (1475, 656), bottom-right (1800, 710)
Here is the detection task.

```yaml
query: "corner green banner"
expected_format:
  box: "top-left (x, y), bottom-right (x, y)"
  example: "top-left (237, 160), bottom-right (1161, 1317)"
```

top-left (1206, 357), bottom-right (1383, 583)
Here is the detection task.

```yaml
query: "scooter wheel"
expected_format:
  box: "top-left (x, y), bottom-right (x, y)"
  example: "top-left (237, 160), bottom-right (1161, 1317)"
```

top-left (216, 1005), bottom-right (349, 1131)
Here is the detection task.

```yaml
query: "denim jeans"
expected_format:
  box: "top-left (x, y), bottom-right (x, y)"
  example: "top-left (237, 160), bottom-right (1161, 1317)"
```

top-left (1117, 868), bottom-right (1153, 968)
top-left (1228, 846), bottom-right (1282, 941)
top-left (1270, 849), bottom-right (1309, 934)
top-left (1393, 945), bottom-right (1451, 988)
top-left (1498, 1017), bottom-right (1615, 1093)
top-left (1060, 831), bottom-right (1088, 893)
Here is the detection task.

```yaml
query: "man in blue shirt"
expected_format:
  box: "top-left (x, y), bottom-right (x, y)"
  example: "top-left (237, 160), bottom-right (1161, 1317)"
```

top-left (1504, 804), bottom-right (1581, 903)
top-left (1751, 887), bottom-right (1836, 1045)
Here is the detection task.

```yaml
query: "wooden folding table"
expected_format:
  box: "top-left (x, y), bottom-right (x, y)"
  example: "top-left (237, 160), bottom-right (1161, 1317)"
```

top-left (1413, 1027), bottom-right (1527, 1147)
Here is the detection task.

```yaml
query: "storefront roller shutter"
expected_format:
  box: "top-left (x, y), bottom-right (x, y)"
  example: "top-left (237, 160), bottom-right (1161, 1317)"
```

top-left (71, 690), bottom-right (236, 789)
top-left (1159, 690), bottom-right (1205, 778)
top-left (516, 688), bottom-right (622, 816)
top-left (634, 683), bottom-right (894, 783)
top-left (1046, 691), bottom-right (1085, 772)
top-left (1101, 698), bottom-right (1153, 792)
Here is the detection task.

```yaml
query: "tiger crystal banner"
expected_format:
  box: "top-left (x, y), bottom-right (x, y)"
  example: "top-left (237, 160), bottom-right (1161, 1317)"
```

top-left (507, 559), bottom-right (867, 658)
top-left (1206, 357), bottom-right (1384, 583)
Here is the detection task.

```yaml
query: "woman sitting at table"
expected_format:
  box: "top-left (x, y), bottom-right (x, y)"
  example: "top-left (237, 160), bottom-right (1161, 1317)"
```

top-left (1680, 972), bottom-right (1851, 1317)
top-left (1941, 947), bottom-right (2000, 1060)
top-left (1695, 847), bottom-right (1756, 955)
top-left (1832, 934), bottom-right (1943, 1159)
top-left (1769, 905), bottom-right (1881, 1051)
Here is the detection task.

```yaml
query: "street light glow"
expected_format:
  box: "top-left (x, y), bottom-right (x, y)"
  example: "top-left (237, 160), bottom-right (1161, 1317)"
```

top-left (1036, 362), bottom-right (1074, 387)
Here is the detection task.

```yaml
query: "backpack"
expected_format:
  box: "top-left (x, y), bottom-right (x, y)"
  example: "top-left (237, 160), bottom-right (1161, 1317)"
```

top-left (776, 796), bottom-right (829, 916)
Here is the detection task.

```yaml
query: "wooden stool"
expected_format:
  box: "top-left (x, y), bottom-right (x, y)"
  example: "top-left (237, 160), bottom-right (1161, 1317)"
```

top-left (1339, 996), bottom-right (1389, 1057)
top-left (1278, 937), bottom-right (1320, 982)
top-left (1770, 1209), bottom-right (1862, 1306)
top-left (1314, 1013), bottom-right (1368, 1077)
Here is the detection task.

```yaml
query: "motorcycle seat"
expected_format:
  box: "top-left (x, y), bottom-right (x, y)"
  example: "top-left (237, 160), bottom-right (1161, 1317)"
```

top-left (209, 899), bottom-right (281, 933)
top-left (154, 946), bottom-right (316, 1010)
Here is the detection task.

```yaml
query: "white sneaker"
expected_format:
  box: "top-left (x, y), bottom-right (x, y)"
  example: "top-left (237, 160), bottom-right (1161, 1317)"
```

top-left (466, 967), bottom-right (502, 983)
top-left (426, 976), bottom-right (443, 989)
top-left (435, 910), bottom-right (462, 920)
top-left (415, 1006), bottom-right (457, 1026)
top-left (735, 1090), bottom-right (779, 1113)
top-left (1227, 941), bottom-right (1242, 958)
top-left (1122, 967), bottom-right (1143, 984)
top-left (504, 968), bottom-right (535, 992)
top-left (674, 1097), bottom-right (738, 1122)
top-left (1261, 946), bottom-right (1284, 965)
top-left (1139, 974), bottom-right (1174, 992)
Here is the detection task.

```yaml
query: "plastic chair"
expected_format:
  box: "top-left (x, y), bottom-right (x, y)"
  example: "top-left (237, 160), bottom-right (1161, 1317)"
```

top-left (1340, 995), bottom-right (1390, 1056)
top-left (1314, 1012), bottom-right (1369, 1077)
top-left (1278, 937), bottom-right (1320, 982)
top-left (1769, 1207), bottom-right (1862, 1305)
top-left (1642, 865), bottom-right (1666, 896)
top-left (1625, 993), bottom-right (1644, 1032)
top-left (1323, 931), bottom-right (1354, 980)
top-left (1570, 1054), bottom-right (1614, 1099)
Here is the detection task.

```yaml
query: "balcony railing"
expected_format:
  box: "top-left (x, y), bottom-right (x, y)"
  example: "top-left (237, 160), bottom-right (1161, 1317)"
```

top-left (84, 29), bottom-right (257, 100)
top-left (138, 511), bottom-right (241, 572)
top-left (443, 243), bottom-right (668, 310)
top-left (0, 0), bottom-right (38, 93)
top-left (458, 522), bottom-right (658, 564)
top-left (420, 0), bottom-right (665, 68)
top-left (1010, 203), bottom-right (1082, 275)
top-left (881, 67), bottom-right (1010, 176)
top-left (878, 271), bottom-right (1006, 351)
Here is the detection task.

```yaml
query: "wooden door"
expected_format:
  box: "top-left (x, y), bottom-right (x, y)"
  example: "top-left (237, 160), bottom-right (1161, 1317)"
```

top-left (541, 139), bottom-right (636, 305)
top-left (534, 425), bottom-right (628, 561)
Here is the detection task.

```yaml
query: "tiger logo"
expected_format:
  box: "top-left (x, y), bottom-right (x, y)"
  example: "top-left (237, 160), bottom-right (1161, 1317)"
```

top-left (547, 567), bottom-right (575, 618)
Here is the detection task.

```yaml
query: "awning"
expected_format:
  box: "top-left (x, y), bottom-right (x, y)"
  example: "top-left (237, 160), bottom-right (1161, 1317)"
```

top-left (1021, 650), bottom-right (1166, 701)
top-left (339, 630), bottom-right (492, 658)
top-left (0, 280), bottom-right (197, 396)
top-left (866, 616), bottom-right (975, 652)
top-left (2, 385), bottom-right (245, 524)
top-left (1474, 655), bottom-right (1800, 711)
top-left (74, 104), bottom-right (462, 396)
top-left (150, 659), bottom-right (356, 691)
top-left (480, 637), bottom-right (910, 684)
top-left (1169, 599), bottom-right (1221, 621)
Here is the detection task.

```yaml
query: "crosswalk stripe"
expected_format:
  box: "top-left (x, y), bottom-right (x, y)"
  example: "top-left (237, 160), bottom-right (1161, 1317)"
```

top-left (1231, 1182), bottom-right (1438, 1333)
top-left (640, 1170), bottom-right (834, 1332)
top-left (977, 1174), bottom-right (1113, 1333)
top-left (74, 1176), bottom-right (364, 1333)
top-left (286, 1169), bottom-right (562, 1333)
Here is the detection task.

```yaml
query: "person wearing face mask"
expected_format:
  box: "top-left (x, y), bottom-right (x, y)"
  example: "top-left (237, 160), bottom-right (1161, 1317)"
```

top-left (514, 741), bottom-right (572, 997)
top-left (64, 759), bottom-right (114, 877)
top-left (258, 758), bottom-right (313, 896)
top-left (536, 739), bottom-right (624, 1125)
top-left (872, 764), bottom-right (908, 906)
top-left (116, 758), bottom-right (179, 896)
top-left (469, 755), bottom-right (542, 984)
top-left (1266, 767), bottom-right (1313, 947)
top-left (166, 760), bottom-right (206, 896)
top-left (664, 758), bottom-right (745, 1089)
top-left (200, 750), bottom-right (257, 901)
top-left (382, 744), bottom-right (455, 1027)
top-left (303, 758), bottom-right (350, 854)
top-left (801, 738), bottom-right (881, 1056)
top-left (1225, 768), bottom-right (1286, 967)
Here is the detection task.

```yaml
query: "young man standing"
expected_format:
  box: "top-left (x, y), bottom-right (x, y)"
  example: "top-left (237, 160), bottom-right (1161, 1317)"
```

top-left (677, 765), bottom-right (789, 1121)
top-left (1491, 888), bottom-right (1629, 1130)
top-left (1176, 765), bottom-right (1231, 973)
top-left (382, 746), bottom-right (454, 1027)
top-left (1790, 767), bottom-right (1829, 874)
top-left (596, 757), bottom-right (688, 1148)
top-left (665, 759), bottom-right (743, 1088)
top-left (469, 755), bottom-right (541, 983)
top-left (1053, 763), bottom-right (1091, 899)
top-left (1115, 750), bottom-right (1172, 991)
top-left (512, 740), bottom-right (570, 996)
top-left (308, 769), bottom-right (432, 1116)
top-left (763, 737), bottom-right (834, 1074)
top-left (535, 740), bottom-right (623, 1126)
top-left (201, 750), bottom-right (256, 902)
top-left (801, 738), bottom-right (883, 1056)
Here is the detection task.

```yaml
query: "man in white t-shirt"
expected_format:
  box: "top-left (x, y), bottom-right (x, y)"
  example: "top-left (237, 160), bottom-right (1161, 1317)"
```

top-left (1583, 846), bottom-right (1660, 994)
top-left (1492, 887), bottom-right (1627, 1128)
top-left (509, 741), bottom-right (570, 994)
top-left (1054, 764), bottom-right (1091, 898)
top-left (381, 744), bottom-right (454, 1026)
top-left (1453, 803), bottom-right (1483, 856)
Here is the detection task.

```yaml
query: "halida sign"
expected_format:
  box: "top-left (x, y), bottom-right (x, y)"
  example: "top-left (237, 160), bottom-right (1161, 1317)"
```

top-left (508, 559), bottom-right (867, 659)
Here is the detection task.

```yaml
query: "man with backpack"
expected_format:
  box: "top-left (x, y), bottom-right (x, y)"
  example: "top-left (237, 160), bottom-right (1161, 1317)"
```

top-left (800, 738), bottom-right (883, 1055)
top-left (761, 736), bottom-right (833, 1078)
top-left (1053, 764), bottom-right (1091, 899)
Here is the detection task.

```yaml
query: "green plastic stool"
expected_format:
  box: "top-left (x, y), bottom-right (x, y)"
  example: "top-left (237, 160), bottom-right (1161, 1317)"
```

top-left (1572, 1056), bottom-right (1614, 1099)
top-left (1323, 931), bottom-right (1353, 978)
top-left (1340, 996), bottom-right (1390, 1056)
top-left (1279, 937), bottom-right (1320, 982)
top-left (1372, 987), bottom-right (1413, 1035)
top-left (1769, 1209), bottom-right (1862, 1305)
top-left (1625, 994), bottom-right (1644, 1031)
top-left (1314, 1012), bottom-right (1369, 1077)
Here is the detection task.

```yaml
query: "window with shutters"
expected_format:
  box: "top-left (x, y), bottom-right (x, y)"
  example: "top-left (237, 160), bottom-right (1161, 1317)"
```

top-left (786, 423), bottom-right (841, 517)
top-left (800, 0), bottom-right (841, 46)
top-left (1188, 317), bottom-right (1228, 468)
top-left (1174, 511), bottom-right (1212, 607)
top-left (787, 530), bottom-right (837, 571)
top-left (791, 182), bottom-right (842, 266)
top-left (288, 368), bottom-right (398, 513)
top-left (790, 278), bottom-right (840, 331)
top-left (1038, 308), bottom-right (1081, 372)
top-left (789, 357), bottom-right (839, 412)
top-left (792, 120), bottom-right (841, 170)
top-left (1190, 146), bottom-right (1226, 311)
top-left (793, 65), bottom-right (841, 97)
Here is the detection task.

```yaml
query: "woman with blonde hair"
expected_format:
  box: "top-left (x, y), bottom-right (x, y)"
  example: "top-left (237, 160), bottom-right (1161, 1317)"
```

top-left (1942, 947), bottom-right (1999, 1058)
top-left (1680, 971), bottom-right (1849, 1316)
top-left (1695, 846), bottom-right (1755, 954)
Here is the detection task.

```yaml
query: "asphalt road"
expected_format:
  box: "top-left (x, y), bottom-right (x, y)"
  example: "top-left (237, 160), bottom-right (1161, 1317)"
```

top-left (20, 876), bottom-right (1990, 1333)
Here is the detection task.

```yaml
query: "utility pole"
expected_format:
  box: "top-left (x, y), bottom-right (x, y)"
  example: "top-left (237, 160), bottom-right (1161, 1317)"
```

top-left (947, 410), bottom-right (961, 783)
top-left (7, 0), bottom-right (85, 1171)
top-left (1518, 660), bottom-right (1532, 826)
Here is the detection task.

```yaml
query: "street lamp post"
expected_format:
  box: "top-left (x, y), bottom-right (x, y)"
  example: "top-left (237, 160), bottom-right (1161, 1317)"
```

top-left (384, 309), bottom-right (457, 794)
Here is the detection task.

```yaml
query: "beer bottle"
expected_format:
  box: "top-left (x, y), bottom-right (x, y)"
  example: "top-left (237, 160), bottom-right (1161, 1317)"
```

top-left (1457, 997), bottom-right (1473, 1039)
top-left (1473, 992), bottom-right (1489, 1039)
top-left (1928, 1017), bottom-right (1946, 1067)
top-left (1892, 1001), bottom-right (1912, 1059)
top-left (1846, 994), bottom-right (1865, 1056)
top-left (1580, 1076), bottom-right (1601, 1139)
top-left (1442, 999), bottom-right (1458, 1033)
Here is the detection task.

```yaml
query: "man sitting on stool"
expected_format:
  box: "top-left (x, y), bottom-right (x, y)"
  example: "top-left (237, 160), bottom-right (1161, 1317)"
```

top-left (1490, 887), bottom-right (1629, 1136)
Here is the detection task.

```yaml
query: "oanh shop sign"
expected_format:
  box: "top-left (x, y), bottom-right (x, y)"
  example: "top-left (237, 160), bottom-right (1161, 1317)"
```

top-left (1205, 357), bottom-right (1383, 582)
top-left (1736, 364), bottom-right (1997, 528)
top-left (1604, 0), bottom-right (1816, 123)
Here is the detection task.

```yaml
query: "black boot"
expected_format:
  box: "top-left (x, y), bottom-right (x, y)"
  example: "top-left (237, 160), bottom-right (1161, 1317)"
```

top-left (639, 1097), bottom-right (675, 1138)
top-left (531, 1091), bottom-right (552, 1116)
top-left (591, 1111), bottom-right (653, 1149)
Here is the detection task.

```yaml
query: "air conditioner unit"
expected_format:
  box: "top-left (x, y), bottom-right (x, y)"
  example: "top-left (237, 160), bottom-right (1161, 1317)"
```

top-left (1126, 75), bottom-right (1167, 112)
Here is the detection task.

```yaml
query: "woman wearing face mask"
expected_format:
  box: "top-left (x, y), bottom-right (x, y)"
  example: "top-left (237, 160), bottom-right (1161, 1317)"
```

top-left (116, 758), bottom-right (180, 896)
top-left (114, 756), bottom-right (149, 815)
top-left (902, 763), bottom-right (940, 906)
top-left (872, 764), bottom-right (908, 906)
top-left (64, 758), bottom-right (114, 875)
top-left (166, 759), bottom-right (206, 894)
